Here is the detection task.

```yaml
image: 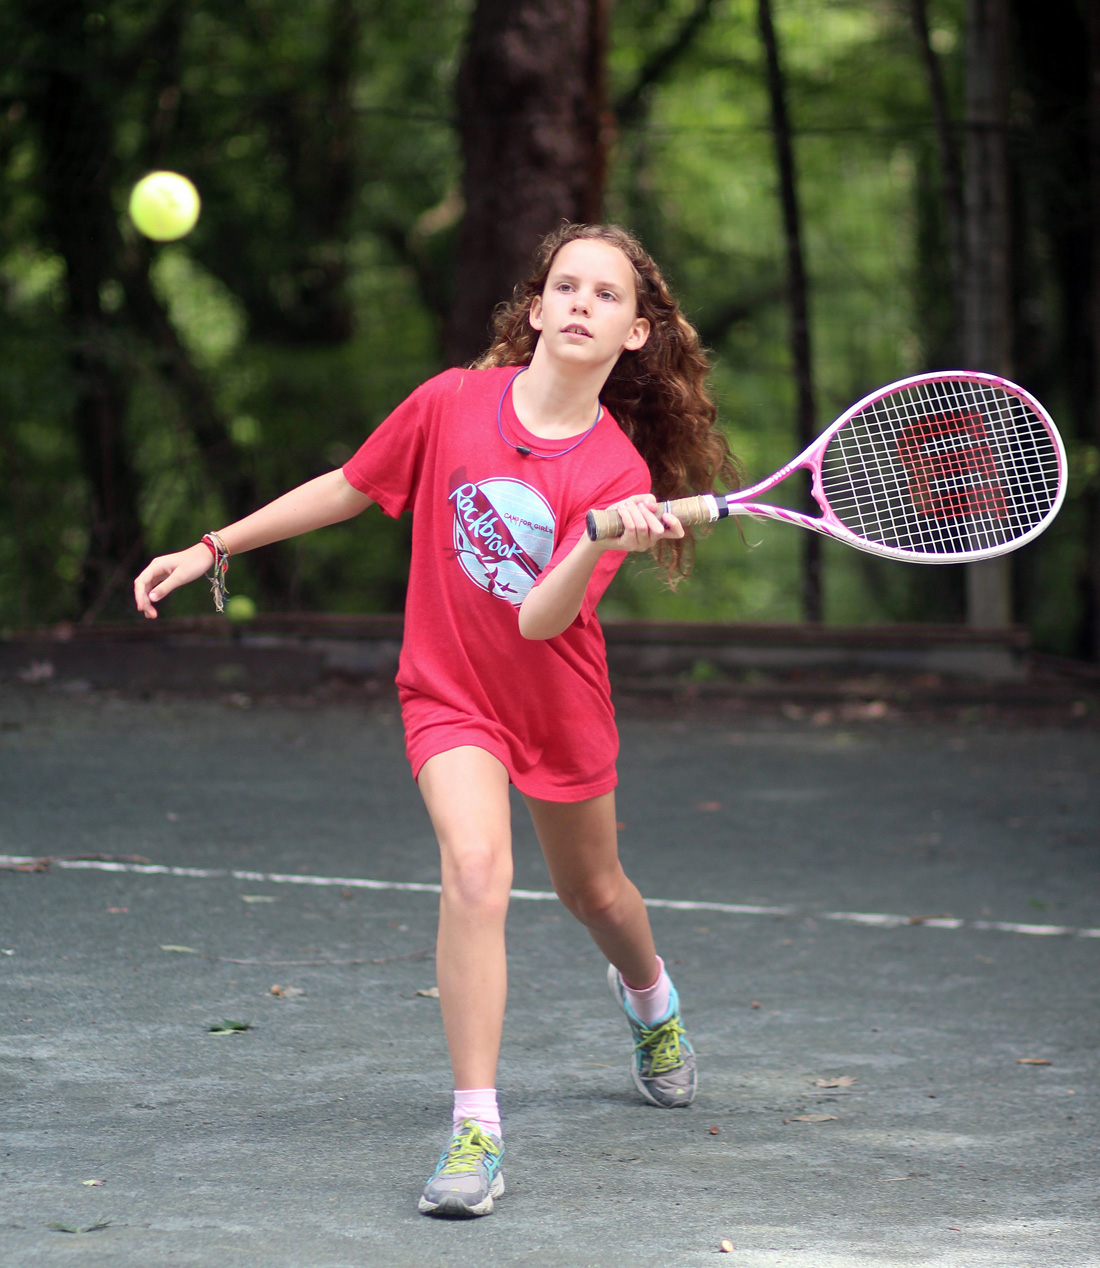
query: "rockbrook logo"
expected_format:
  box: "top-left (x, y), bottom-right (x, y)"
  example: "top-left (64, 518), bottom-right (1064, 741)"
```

top-left (449, 478), bottom-right (556, 605)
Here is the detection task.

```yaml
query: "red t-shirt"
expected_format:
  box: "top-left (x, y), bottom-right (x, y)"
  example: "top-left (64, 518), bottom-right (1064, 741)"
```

top-left (342, 366), bottom-right (651, 801)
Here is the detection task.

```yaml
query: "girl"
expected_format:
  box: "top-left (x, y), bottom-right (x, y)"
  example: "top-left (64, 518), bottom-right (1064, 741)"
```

top-left (133, 223), bottom-right (739, 1219)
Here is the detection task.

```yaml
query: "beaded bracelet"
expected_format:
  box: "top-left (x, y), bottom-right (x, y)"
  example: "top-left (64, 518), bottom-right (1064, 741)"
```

top-left (201, 532), bottom-right (230, 613)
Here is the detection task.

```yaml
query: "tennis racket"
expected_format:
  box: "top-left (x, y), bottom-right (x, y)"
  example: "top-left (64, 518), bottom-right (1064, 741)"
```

top-left (587, 371), bottom-right (1067, 564)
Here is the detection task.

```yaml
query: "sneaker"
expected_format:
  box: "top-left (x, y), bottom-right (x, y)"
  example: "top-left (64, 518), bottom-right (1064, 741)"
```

top-left (607, 963), bottom-right (697, 1108)
top-left (418, 1120), bottom-right (505, 1218)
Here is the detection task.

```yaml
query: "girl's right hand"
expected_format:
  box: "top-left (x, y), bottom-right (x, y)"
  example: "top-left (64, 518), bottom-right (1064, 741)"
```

top-left (133, 543), bottom-right (213, 619)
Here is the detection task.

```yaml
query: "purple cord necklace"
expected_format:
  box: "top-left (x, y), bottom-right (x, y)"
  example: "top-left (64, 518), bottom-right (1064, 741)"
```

top-left (496, 368), bottom-right (601, 459)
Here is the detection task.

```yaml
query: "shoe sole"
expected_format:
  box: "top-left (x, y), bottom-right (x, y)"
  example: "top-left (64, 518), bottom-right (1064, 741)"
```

top-left (418, 1173), bottom-right (505, 1218)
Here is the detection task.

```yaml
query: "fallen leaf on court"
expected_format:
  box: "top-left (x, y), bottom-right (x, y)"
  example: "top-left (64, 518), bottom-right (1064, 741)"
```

top-left (815, 1076), bottom-right (856, 1088)
top-left (207, 1019), bottom-right (252, 1034)
top-left (270, 984), bottom-right (305, 999)
top-left (160, 945), bottom-right (199, 954)
top-left (48, 1221), bottom-right (111, 1234)
top-left (783, 1114), bottom-right (838, 1124)
top-left (81, 1178), bottom-right (106, 1187)
top-left (18, 659), bottom-right (55, 683)
top-left (415, 986), bottom-right (440, 998)
top-left (750, 1001), bottom-right (761, 1009)
top-left (709, 1125), bottom-right (720, 1134)
top-left (719, 1240), bottom-right (735, 1253)
top-left (1016, 1058), bottom-right (1052, 1065)
top-left (844, 700), bottom-right (890, 721)
top-left (696, 801), bottom-right (722, 811)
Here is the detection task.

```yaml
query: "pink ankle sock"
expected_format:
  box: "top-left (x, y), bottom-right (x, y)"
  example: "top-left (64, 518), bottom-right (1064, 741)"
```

top-left (622, 955), bottom-right (672, 1026)
top-left (452, 1088), bottom-right (501, 1139)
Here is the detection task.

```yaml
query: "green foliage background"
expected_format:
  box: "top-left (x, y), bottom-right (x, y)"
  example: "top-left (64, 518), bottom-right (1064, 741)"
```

top-left (0, 0), bottom-right (1093, 650)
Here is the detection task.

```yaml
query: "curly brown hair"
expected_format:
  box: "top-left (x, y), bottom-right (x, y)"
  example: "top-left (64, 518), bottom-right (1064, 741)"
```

top-left (474, 223), bottom-right (740, 584)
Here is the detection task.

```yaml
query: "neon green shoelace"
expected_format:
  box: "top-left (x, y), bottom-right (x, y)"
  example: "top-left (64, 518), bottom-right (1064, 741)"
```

top-left (636, 1015), bottom-right (686, 1075)
top-left (439, 1124), bottom-right (499, 1174)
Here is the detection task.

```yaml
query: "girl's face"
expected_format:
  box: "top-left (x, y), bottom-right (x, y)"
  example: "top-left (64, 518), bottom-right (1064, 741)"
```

top-left (528, 239), bottom-right (651, 369)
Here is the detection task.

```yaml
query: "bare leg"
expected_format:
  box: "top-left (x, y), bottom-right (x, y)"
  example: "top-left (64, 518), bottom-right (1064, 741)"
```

top-left (418, 747), bottom-right (513, 1091)
top-left (522, 789), bottom-right (658, 987)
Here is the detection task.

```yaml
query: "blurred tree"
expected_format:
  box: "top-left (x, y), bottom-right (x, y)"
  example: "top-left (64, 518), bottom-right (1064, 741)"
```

top-left (446, 0), bottom-right (613, 364)
top-left (757, 0), bottom-right (821, 623)
top-left (16, 0), bottom-right (147, 615)
top-left (910, 0), bottom-right (965, 346)
top-left (962, 0), bottom-right (1013, 629)
top-left (1009, 0), bottom-right (1099, 657)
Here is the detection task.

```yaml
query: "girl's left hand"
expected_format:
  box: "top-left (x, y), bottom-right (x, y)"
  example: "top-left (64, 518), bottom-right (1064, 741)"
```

top-left (598, 494), bottom-right (685, 553)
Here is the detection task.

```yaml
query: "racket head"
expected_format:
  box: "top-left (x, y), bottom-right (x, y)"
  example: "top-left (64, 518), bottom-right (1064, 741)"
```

top-left (800, 371), bottom-right (1067, 563)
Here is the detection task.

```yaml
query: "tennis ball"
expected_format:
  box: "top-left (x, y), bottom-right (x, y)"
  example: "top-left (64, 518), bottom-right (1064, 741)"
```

top-left (128, 171), bottom-right (201, 241)
top-left (224, 594), bottom-right (257, 623)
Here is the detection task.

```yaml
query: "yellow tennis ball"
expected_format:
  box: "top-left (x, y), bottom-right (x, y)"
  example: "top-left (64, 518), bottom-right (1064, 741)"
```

top-left (224, 594), bottom-right (257, 623)
top-left (128, 171), bottom-right (201, 241)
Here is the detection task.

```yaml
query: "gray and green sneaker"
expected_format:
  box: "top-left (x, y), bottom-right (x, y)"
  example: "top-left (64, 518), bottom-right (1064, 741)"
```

top-left (418, 1119), bottom-right (505, 1218)
top-left (608, 963), bottom-right (697, 1108)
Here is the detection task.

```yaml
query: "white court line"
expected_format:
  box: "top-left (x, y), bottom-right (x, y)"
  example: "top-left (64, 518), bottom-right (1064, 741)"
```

top-left (2, 855), bottom-right (1097, 940)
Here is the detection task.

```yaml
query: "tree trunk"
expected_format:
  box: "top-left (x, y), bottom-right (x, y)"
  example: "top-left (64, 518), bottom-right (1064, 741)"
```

top-left (28, 7), bottom-right (147, 619)
top-left (757, 0), bottom-right (821, 623)
top-left (446, 0), bottom-right (611, 366)
top-left (1087, 0), bottom-right (1100, 660)
top-left (1009, 0), bottom-right (1095, 657)
top-left (963, 0), bottom-right (1014, 627)
top-left (910, 0), bottom-right (967, 350)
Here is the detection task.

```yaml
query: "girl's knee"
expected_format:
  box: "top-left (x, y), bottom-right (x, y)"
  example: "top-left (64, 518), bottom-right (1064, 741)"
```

top-left (556, 874), bottom-right (625, 926)
top-left (441, 843), bottom-right (513, 915)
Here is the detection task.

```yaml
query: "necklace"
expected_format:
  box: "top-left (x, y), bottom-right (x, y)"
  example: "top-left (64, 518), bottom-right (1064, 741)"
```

top-left (496, 367), bottom-right (601, 459)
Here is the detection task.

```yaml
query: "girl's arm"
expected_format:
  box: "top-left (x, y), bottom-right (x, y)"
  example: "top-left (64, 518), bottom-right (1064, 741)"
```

top-left (133, 469), bottom-right (374, 618)
top-left (517, 494), bottom-right (683, 640)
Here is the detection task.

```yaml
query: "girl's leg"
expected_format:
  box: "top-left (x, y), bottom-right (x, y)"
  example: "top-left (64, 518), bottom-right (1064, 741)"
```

top-left (417, 746), bottom-right (514, 1091)
top-left (416, 747), bottom-right (511, 1218)
top-left (523, 788), bottom-right (697, 1109)
top-left (521, 788), bottom-right (657, 985)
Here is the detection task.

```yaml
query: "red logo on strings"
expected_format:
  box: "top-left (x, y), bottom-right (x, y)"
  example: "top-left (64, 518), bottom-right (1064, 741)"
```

top-left (896, 410), bottom-right (1007, 520)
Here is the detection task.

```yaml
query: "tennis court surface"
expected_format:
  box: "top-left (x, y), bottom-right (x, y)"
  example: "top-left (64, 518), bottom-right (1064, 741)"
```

top-left (2, 682), bottom-right (1097, 1267)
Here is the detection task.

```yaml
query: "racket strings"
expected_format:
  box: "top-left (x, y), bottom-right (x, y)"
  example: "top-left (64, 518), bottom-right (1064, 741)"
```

top-left (820, 379), bottom-right (1061, 555)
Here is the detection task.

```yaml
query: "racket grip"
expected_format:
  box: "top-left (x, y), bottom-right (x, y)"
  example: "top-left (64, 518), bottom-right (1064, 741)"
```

top-left (585, 495), bottom-right (722, 541)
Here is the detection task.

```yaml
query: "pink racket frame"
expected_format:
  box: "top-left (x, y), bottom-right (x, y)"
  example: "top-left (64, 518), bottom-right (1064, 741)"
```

top-left (704, 370), bottom-right (1068, 564)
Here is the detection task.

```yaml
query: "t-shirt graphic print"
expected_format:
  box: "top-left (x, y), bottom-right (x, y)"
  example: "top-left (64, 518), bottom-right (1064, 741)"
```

top-left (449, 477), bottom-right (555, 605)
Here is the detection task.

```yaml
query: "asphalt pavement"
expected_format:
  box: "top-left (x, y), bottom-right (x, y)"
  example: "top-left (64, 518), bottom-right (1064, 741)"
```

top-left (1, 681), bottom-right (1098, 1267)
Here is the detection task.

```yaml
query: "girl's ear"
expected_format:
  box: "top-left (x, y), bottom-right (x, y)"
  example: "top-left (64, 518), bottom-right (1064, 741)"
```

top-left (623, 317), bottom-right (650, 351)
top-left (528, 295), bottom-right (544, 332)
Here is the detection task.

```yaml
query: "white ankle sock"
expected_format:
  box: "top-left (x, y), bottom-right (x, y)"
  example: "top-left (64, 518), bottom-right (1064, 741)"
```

top-left (452, 1088), bottom-right (501, 1139)
top-left (622, 955), bottom-right (672, 1026)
